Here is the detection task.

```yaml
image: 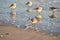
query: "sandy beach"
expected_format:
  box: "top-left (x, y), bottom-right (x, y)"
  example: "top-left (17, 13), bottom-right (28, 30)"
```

top-left (0, 21), bottom-right (60, 40)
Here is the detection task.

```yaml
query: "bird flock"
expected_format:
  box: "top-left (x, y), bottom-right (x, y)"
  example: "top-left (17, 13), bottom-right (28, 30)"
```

top-left (9, 1), bottom-right (59, 31)
top-left (0, 1), bottom-right (59, 38)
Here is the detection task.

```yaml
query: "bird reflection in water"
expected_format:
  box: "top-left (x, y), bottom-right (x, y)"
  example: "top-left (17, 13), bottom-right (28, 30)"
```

top-left (35, 15), bottom-right (42, 22)
top-left (10, 11), bottom-right (16, 24)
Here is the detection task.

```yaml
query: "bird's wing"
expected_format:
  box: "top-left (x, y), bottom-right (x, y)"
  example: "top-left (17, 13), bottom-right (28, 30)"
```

top-left (10, 4), bottom-right (14, 7)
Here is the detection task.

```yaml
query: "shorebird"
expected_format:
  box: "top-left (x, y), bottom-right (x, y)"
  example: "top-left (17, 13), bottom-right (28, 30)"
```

top-left (49, 6), bottom-right (58, 19)
top-left (50, 7), bottom-right (58, 12)
top-left (48, 6), bottom-right (58, 27)
top-left (24, 17), bottom-right (40, 31)
top-left (27, 17), bottom-right (42, 25)
top-left (26, 1), bottom-right (32, 6)
top-left (9, 3), bottom-right (16, 11)
top-left (35, 15), bottom-right (42, 22)
top-left (27, 17), bottom-right (38, 24)
top-left (34, 7), bottom-right (43, 13)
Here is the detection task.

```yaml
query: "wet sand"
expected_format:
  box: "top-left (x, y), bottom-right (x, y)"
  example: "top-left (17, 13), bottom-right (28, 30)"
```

top-left (0, 21), bottom-right (60, 40)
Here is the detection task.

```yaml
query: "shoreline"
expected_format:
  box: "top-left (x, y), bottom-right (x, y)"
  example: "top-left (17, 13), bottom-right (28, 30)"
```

top-left (0, 21), bottom-right (60, 40)
top-left (0, 20), bottom-right (60, 34)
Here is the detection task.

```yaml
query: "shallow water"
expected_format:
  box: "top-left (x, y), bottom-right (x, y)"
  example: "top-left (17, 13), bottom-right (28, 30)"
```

top-left (0, 0), bottom-right (60, 33)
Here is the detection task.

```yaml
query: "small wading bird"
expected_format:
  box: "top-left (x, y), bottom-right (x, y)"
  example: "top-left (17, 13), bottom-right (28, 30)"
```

top-left (10, 11), bottom-right (16, 24)
top-left (34, 7), bottom-right (43, 14)
top-left (9, 3), bottom-right (16, 11)
top-left (26, 1), bottom-right (32, 6)
top-left (33, 7), bottom-right (43, 22)
top-left (27, 17), bottom-right (38, 24)
top-left (48, 6), bottom-right (59, 28)
top-left (50, 7), bottom-right (58, 12)
top-left (49, 6), bottom-right (58, 19)
top-left (24, 17), bottom-right (41, 32)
